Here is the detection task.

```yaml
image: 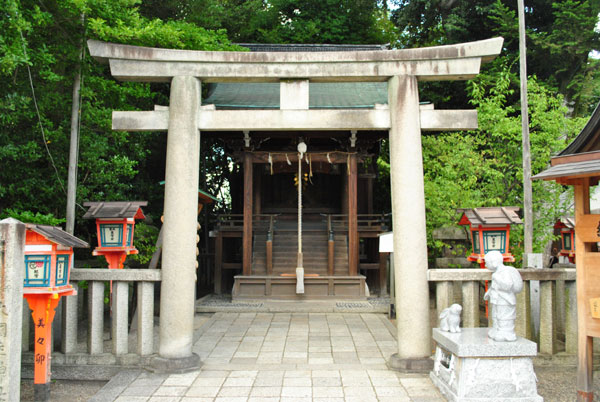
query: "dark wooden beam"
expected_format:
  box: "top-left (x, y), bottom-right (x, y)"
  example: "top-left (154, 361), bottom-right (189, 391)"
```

top-left (249, 152), bottom-right (368, 164)
top-left (348, 153), bottom-right (358, 276)
top-left (214, 232), bottom-right (223, 294)
top-left (328, 239), bottom-right (335, 276)
top-left (379, 252), bottom-right (389, 295)
top-left (253, 169), bottom-right (261, 215)
top-left (243, 152), bottom-right (253, 275)
top-left (550, 150), bottom-right (600, 166)
top-left (266, 240), bottom-right (273, 275)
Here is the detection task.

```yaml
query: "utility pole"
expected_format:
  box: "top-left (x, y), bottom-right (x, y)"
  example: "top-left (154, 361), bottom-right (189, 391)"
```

top-left (518, 0), bottom-right (533, 256)
top-left (66, 14), bottom-right (85, 234)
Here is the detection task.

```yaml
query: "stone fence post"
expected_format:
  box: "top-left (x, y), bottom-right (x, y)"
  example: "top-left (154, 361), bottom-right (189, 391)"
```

top-left (0, 218), bottom-right (25, 401)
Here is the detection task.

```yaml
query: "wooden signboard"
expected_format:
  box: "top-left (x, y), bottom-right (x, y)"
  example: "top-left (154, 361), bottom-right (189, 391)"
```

top-left (590, 298), bottom-right (600, 319)
top-left (574, 214), bottom-right (600, 243)
top-left (582, 254), bottom-right (600, 337)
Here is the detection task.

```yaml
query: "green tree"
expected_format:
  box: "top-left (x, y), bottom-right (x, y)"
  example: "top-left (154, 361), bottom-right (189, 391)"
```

top-left (390, 0), bottom-right (600, 115)
top-left (0, 0), bottom-right (239, 239)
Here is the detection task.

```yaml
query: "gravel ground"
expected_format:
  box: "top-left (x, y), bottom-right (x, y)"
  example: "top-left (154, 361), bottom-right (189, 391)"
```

top-left (536, 366), bottom-right (599, 401)
top-left (20, 380), bottom-right (106, 401)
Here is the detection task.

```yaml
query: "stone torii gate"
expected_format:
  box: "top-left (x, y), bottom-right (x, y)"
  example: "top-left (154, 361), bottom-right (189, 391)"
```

top-left (88, 37), bottom-right (503, 371)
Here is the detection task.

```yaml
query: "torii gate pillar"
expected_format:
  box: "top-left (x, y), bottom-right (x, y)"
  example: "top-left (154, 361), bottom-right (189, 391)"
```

top-left (387, 75), bottom-right (432, 370)
top-left (152, 76), bottom-right (202, 372)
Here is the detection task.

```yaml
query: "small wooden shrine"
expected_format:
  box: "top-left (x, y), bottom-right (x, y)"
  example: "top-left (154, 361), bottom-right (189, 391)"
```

top-left (533, 102), bottom-right (600, 402)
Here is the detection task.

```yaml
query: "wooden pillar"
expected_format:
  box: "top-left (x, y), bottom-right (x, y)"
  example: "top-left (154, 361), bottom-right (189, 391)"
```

top-left (348, 153), bottom-right (358, 276)
top-left (367, 177), bottom-right (374, 215)
top-left (379, 252), bottom-right (388, 295)
top-left (243, 153), bottom-right (253, 276)
top-left (214, 232), bottom-right (223, 294)
top-left (253, 168), bottom-right (261, 216)
top-left (574, 179), bottom-right (594, 402)
top-left (328, 237), bottom-right (335, 276)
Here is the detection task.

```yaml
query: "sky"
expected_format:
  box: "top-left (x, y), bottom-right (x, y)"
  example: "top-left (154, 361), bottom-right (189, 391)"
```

top-left (592, 13), bottom-right (600, 59)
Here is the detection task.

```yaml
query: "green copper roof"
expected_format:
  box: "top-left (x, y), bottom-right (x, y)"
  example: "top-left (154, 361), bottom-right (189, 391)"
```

top-left (203, 82), bottom-right (388, 109)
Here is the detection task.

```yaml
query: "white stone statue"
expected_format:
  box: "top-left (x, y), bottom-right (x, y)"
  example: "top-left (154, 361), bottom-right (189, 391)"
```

top-left (483, 250), bottom-right (524, 341)
top-left (439, 304), bottom-right (462, 333)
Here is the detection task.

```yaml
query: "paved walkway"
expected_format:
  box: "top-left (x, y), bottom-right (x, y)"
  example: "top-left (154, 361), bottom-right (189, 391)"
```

top-left (91, 312), bottom-right (444, 401)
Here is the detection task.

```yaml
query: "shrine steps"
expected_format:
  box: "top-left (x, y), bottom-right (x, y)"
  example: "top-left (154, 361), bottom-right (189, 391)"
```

top-left (251, 232), bottom-right (349, 276)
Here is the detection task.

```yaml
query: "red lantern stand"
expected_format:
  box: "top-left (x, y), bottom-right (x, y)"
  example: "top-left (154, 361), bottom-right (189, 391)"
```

top-left (457, 207), bottom-right (522, 316)
top-left (554, 217), bottom-right (575, 264)
top-left (23, 225), bottom-right (88, 401)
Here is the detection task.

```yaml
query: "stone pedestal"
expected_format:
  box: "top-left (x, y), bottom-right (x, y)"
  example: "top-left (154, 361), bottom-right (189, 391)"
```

top-left (430, 328), bottom-right (542, 402)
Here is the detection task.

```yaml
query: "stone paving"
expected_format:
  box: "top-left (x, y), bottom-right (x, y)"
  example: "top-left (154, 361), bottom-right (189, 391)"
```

top-left (91, 312), bottom-right (444, 402)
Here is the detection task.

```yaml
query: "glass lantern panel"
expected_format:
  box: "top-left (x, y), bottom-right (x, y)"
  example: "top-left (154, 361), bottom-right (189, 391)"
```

top-left (483, 230), bottom-right (506, 253)
top-left (55, 255), bottom-right (69, 286)
top-left (573, 232), bottom-right (576, 251)
top-left (126, 224), bottom-right (133, 246)
top-left (24, 255), bottom-right (50, 287)
top-left (471, 231), bottom-right (480, 253)
top-left (100, 223), bottom-right (123, 247)
top-left (562, 233), bottom-right (572, 250)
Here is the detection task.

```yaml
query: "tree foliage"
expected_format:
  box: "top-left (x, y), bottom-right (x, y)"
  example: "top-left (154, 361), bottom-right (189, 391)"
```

top-left (391, 0), bottom-right (600, 115)
top-left (1, 0), bottom-right (598, 266)
top-left (0, 0), bottom-right (239, 242)
top-left (139, 0), bottom-right (396, 45)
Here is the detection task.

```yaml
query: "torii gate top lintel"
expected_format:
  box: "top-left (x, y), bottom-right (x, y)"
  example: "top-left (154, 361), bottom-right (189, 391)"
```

top-left (87, 37), bottom-right (503, 83)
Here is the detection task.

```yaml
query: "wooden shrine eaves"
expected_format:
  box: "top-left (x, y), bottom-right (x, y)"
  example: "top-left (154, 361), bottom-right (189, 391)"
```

top-left (532, 156), bottom-right (600, 185)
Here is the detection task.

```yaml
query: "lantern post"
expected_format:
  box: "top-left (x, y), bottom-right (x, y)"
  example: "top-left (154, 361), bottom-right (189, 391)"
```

top-left (83, 201), bottom-right (147, 269)
top-left (23, 224), bottom-right (88, 401)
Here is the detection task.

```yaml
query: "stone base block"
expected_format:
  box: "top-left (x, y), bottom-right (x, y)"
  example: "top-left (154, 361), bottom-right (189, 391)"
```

top-left (34, 383), bottom-right (50, 402)
top-left (387, 353), bottom-right (433, 372)
top-left (430, 328), bottom-right (542, 402)
top-left (149, 353), bottom-right (201, 374)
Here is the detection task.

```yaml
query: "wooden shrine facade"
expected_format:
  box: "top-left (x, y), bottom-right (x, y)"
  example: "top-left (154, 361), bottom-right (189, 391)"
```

top-left (533, 102), bottom-right (600, 401)
top-left (212, 143), bottom-right (390, 299)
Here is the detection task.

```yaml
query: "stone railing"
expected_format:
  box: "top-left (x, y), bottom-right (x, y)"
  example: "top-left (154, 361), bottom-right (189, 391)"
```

top-left (429, 268), bottom-right (577, 355)
top-left (22, 268), bottom-right (160, 379)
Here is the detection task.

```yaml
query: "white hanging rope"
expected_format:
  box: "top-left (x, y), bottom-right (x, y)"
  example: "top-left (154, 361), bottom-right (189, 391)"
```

top-left (298, 151), bottom-right (302, 258)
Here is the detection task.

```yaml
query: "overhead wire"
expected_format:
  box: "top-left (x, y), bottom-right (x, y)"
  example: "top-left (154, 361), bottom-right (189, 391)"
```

top-left (17, 24), bottom-right (67, 197)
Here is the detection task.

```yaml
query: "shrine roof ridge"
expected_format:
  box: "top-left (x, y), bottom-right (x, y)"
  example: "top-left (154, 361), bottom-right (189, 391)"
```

top-left (25, 224), bottom-right (89, 248)
top-left (83, 201), bottom-right (147, 219)
top-left (457, 206), bottom-right (522, 226)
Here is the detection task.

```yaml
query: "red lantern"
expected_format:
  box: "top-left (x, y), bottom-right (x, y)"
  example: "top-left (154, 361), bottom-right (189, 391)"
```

top-left (83, 201), bottom-right (147, 269)
top-left (457, 207), bottom-right (522, 268)
top-left (554, 217), bottom-right (575, 263)
top-left (23, 224), bottom-right (88, 396)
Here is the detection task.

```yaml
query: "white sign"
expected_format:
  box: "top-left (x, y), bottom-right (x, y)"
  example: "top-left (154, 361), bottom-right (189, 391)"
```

top-left (379, 232), bottom-right (394, 253)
